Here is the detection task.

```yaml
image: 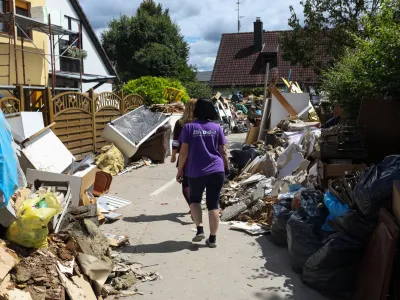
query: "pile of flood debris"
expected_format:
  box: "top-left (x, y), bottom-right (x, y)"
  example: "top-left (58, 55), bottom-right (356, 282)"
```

top-left (0, 220), bottom-right (160, 300)
top-left (222, 113), bottom-right (400, 298)
top-left (221, 120), bottom-right (320, 228)
top-left (0, 110), bottom-right (161, 300)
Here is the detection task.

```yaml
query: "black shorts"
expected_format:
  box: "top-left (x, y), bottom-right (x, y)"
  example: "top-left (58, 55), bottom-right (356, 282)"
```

top-left (182, 176), bottom-right (189, 189)
top-left (189, 172), bottom-right (225, 211)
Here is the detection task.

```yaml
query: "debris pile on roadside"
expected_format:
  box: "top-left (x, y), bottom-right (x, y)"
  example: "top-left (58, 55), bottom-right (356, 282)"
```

top-left (221, 84), bottom-right (400, 298)
top-left (150, 102), bottom-right (185, 114)
top-left (0, 110), bottom-right (161, 299)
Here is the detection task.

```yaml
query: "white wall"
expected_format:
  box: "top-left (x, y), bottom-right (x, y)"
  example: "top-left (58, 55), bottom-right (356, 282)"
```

top-left (44, 0), bottom-right (113, 92)
top-left (82, 82), bottom-right (112, 93)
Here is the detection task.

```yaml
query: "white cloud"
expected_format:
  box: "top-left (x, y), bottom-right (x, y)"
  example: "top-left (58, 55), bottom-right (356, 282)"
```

top-left (80, 0), bottom-right (303, 71)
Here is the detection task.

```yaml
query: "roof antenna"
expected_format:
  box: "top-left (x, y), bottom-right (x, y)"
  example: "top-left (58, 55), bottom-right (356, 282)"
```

top-left (236, 1), bottom-right (244, 33)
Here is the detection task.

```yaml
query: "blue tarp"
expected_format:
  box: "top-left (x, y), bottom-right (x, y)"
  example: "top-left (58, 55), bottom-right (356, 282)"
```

top-left (322, 192), bottom-right (350, 231)
top-left (0, 111), bottom-right (18, 209)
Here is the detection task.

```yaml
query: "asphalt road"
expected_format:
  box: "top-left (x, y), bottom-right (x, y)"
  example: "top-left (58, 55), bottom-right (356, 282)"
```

top-left (101, 133), bottom-right (332, 300)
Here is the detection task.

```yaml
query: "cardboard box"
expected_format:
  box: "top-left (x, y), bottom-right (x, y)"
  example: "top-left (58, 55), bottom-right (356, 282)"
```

top-left (245, 126), bottom-right (260, 145)
top-left (26, 166), bottom-right (99, 207)
top-left (393, 181), bottom-right (400, 226)
top-left (317, 159), bottom-right (367, 179)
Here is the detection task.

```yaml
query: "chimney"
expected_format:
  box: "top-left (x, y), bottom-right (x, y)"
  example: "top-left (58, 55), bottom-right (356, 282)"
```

top-left (254, 17), bottom-right (263, 51)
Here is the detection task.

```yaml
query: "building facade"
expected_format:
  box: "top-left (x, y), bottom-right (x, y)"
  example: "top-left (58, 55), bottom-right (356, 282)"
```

top-left (0, 0), bottom-right (116, 93)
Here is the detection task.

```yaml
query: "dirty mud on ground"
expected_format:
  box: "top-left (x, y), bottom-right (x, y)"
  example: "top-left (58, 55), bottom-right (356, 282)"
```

top-left (101, 133), bottom-right (333, 300)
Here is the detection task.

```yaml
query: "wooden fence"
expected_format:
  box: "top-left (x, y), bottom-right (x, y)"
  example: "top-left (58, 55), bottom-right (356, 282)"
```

top-left (1, 88), bottom-right (144, 161)
top-left (0, 96), bottom-right (24, 114)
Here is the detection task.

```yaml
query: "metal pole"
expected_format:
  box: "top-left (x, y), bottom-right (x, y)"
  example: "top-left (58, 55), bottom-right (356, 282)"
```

top-left (10, 0), bottom-right (19, 86)
top-left (48, 14), bottom-right (55, 96)
top-left (15, 22), bottom-right (51, 64)
top-left (79, 22), bottom-right (83, 92)
top-left (21, 35), bottom-right (26, 85)
top-left (258, 63), bottom-right (270, 142)
top-left (8, 34), bottom-right (11, 85)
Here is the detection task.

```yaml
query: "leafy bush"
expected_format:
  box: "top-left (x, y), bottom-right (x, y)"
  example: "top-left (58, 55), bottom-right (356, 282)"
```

top-left (123, 76), bottom-right (189, 105)
top-left (242, 87), bottom-right (264, 97)
top-left (322, 0), bottom-right (400, 120)
top-left (184, 81), bottom-right (213, 99)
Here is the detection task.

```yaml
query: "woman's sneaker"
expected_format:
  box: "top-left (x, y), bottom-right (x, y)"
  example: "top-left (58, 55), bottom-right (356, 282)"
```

top-left (192, 233), bottom-right (205, 242)
top-left (206, 239), bottom-right (217, 248)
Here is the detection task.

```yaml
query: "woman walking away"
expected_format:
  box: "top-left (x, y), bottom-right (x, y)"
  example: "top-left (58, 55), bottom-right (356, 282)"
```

top-left (177, 98), bottom-right (229, 248)
top-left (171, 99), bottom-right (196, 211)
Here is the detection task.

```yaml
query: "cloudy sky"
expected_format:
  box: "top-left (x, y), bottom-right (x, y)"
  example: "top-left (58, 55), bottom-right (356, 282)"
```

top-left (80, 0), bottom-right (303, 71)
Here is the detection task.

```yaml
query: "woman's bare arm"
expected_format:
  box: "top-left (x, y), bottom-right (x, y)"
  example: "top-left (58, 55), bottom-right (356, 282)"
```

top-left (219, 144), bottom-right (229, 171)
top-left (177, 143), bottom-right (189, 180)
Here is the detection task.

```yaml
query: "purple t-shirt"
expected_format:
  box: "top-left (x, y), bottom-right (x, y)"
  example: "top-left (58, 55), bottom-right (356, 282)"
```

top-left (179, 120), bottom-right (226, 178)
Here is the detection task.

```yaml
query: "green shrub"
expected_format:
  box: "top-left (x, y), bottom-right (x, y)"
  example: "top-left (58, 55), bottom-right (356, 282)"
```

top-left (242, 87), bottom-right (264, 97)
top-left (184, 81), bottom-right (213, 99)
top-left (321, 0), bottom-right (400, 120)
top-left (123, 76), bottom-right (189, 105)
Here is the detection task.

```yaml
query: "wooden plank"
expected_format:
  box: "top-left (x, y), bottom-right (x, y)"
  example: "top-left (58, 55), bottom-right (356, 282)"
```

top-left (95, 124), bottom-right (106, 130)
top-left (95, 110), bottom-right (121, 117)
top-left (268, 85), bottom-right (298, 116)
top-left (55, 126), bottom-right (93, 136)
top-left (58, 132), bottom-right (93, 143)
top-left (64, 139), bottom-right (94, 149)
top-left (70, 145), bottom-right (93, 155)
top-left (95, 116), bottom-right (119, 123)
top-left (96, 137), bottom-right (106, 143)
top-left (54, 119), bottom-right (93, 128)
top-left (56, 113), bottom-right (91, 121)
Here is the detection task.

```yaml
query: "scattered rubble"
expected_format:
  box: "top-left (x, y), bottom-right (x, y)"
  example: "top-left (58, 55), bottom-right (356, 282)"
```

top-left (0, 109), bottom-right (161, 300)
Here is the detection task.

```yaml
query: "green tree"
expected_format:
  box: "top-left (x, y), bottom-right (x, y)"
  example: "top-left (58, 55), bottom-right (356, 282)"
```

top-left (321, 0), bottom-right (400, 120)
top-left (101, 0), bottom-right (195, 82)
top-left (279, 0), bottom-right (382, 72)
top-left (184, 81), bottom-right (213, 99)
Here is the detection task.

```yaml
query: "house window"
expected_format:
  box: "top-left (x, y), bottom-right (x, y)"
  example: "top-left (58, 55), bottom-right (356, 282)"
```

top-left (0, 0), bottom-right (9, 33)
top-left (16, 1), bottom-right (32, 39)
top-left (0, 0), bottom-right (32, 39)
top-left (59, 16), bottom-right (82, 73)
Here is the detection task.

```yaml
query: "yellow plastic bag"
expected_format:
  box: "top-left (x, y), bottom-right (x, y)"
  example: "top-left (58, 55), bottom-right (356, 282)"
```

top-left (7, 193), bottom-right (62, 249)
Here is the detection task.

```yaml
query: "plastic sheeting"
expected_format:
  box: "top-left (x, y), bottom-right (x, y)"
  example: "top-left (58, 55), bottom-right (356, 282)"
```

top-left (0, 112), bottom-right (18, 209)
top-left (323, 192), bottom-right (350, 231)
top-left (271, 198), bottom-right (293, 246)
top-left (112, 106), bottom-right (170, 145)
top-left (354, 155), bottom-right (400, 217)
top-left (302, 233), bottom-right (365, 296)
top-left (287, 209), bottom-right (329, 273)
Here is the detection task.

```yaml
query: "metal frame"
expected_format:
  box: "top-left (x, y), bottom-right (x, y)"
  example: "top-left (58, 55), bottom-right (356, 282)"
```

top-left (0, 0), bottom-right (83, 96)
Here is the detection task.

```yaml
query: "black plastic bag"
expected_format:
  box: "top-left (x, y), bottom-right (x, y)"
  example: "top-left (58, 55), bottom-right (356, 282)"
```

top-left (354, 155), bottom-right (400, 217)
top-left (230, 148), bottom-right (259, 169)
top-left (287, 210), bottom-right (329, 273)
top-left (271, 198), bottom-right (293, 246)
top-left (302, 233), bottom-right (366, 296)
top-left (333, 210), bottom-right (377, 242)
top-left (298, 189), bottom-right (324, 217)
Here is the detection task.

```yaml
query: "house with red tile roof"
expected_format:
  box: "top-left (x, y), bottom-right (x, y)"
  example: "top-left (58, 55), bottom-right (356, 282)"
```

top-left (211, 18), bottom-right (325, 93)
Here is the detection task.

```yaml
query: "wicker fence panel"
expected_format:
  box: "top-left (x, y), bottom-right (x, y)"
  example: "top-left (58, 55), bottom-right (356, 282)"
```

top-left (0, 97), bottom-right (22, 114)
top-left (123, 94), bottom-right (144, 113)
top-left (94, 92), bottom-right (123, 151)
top-left (50, 92), bottom-right (95, 161)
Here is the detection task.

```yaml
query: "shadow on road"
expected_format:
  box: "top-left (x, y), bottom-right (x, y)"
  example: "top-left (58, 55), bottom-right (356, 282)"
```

top-left (122, 240), bottom-right (204, 254)
top-left (251, 235), bottom-right (333, 300)
top-left (123, 213), bottom-right (192, 226)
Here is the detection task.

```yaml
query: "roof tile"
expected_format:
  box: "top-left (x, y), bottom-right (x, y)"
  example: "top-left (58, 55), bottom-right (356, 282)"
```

top-left (211, 31), bottom-right (326, 87)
